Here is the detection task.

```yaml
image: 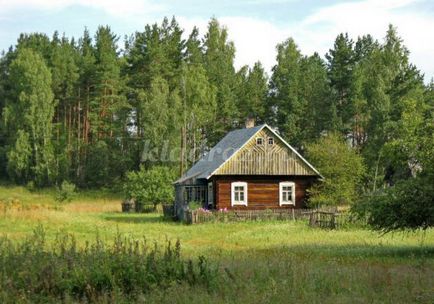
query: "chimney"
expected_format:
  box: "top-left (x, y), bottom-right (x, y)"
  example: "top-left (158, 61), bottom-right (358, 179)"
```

top-left (245, 117), bottom-right (255, 129)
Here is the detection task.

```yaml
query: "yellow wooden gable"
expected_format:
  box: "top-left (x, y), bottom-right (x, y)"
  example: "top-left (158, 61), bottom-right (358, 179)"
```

top-left (214, 127), bottom-right (317, 176)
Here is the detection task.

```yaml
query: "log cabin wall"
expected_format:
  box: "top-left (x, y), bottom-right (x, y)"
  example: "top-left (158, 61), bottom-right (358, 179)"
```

top-left (213, 175), bottom-right (317, 210)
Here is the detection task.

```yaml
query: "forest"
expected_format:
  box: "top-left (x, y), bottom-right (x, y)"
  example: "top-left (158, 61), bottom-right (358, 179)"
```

top-left (0, 17), bottom-right (433, 208)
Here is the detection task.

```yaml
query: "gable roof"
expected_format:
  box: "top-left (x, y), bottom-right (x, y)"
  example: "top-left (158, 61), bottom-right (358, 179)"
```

top-left (174, 124), bottom-right (322, 184)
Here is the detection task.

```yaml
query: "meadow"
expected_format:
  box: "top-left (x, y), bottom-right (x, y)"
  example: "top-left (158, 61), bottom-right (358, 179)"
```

top-left (0, 185), bottom-right (433, 303)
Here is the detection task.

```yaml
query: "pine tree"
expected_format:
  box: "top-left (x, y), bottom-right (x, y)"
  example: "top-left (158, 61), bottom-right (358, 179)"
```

top-left (84, 26), bottom-right (129, 186)
top-left (92, 26), bottom-right (124, 138)
top-left (268, 38), bottom-right (303, 147)
top-left (75, 28), bottom-right (96, 183)
top-left (15, 33), bottom-right (52, 62)
top-left (326, 33), bottom-right (355, 134)
top-left (181, 63), bottom-right (216, 167)
top-left (125, 18), bottom-right (185, 170)
top-left (299, 53), bottom-right (331, 143)
top-left (350, 25), bottom-right (426, 188)
top-left (203, 18), bottom-right (237, 144)
top-left (350, 35), bottom-right (380, 148)
top-left (237, 62), bottom-right (268, 124)
top-left (138, 76), bottom-right (170, 167)
top-left (185, 27), bottom-right (203, 66)
top-left (50, 33), bottom-right (80, 182)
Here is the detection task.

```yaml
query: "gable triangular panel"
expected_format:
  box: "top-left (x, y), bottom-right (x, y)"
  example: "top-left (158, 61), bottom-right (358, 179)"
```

top-left (213, 127), bottom-right (317, 176)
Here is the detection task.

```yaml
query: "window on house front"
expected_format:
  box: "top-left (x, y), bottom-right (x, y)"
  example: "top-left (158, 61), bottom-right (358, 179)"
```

top-left (231, 182), bottom-right (248, 206)
top-left (256, 137), bottom-right (263, 145)
top-left (268, 137), bottom-right (274, 145)
top-left (279, 182), bottom-right (295, 206)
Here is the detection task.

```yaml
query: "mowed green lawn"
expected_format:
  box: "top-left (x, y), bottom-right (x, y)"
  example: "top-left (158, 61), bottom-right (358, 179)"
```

top-left (1, 185), bottom-right (433, 303)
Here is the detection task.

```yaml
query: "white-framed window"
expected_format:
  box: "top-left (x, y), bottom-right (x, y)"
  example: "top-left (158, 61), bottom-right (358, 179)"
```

top-left (279, 182), bottom-right (295, 206)
top-left (256, 137), bottom-right (263, 145)
top-left (268, 137), bottom-right (274, 145)
top-left (207, 182), bottom-right (213, 207)
top-left (231, 182), bottom-right (248, 206)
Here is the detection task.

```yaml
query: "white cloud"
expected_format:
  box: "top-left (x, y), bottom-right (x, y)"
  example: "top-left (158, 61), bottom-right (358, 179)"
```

top-left (176, 0), bottom-right (434, 81)
top-left (206, 0), bottom-right (434, 81)
top-left (177, 16), bottom-right (291, 77)
top-left (0, 0), bottom-right (165, 18)
top-left (219, 17), bottom-right (289, 75)
top-left (1, 0), bottom-right (433, 80)
top-left (295, 0), bottom-right (434, 80)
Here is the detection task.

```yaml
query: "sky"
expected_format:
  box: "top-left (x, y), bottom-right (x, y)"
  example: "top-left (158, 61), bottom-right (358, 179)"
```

top-left (0, 0), bottom-right (433, 81)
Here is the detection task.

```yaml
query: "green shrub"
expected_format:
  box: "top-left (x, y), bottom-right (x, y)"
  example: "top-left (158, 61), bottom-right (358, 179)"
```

top-left (25, 180), bottom-right (36, 191)
top-left (124, 166), bottom-right (175, 209)
top-left (188, 201), bottom-right (203, 210)
top-left (0, 226), bottom-right (217, 303)
top-left (353, 176), bottom-right (434, 232)
top-left (55, 181), bottom-right (76, 203)
top-left (305, 133), bottom-right (366, 207)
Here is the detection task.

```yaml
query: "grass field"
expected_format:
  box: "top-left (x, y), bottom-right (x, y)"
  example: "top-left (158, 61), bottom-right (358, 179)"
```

top-left (0, 185), bottom-right (433, 303)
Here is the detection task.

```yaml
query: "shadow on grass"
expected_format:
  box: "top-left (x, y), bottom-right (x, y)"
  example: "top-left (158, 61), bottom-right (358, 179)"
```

top-left (102, 213), bottom-right (177, 224)
top-left (252, 243), bottom-right (434, 260)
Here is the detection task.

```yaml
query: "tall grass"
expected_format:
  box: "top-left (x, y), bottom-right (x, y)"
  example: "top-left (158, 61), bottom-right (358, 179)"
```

top-left (144, 246), bottom-right (434, 303)
top-left (0, 226), bottom-right (217, 303)
top-left (1, 226), bottom-right (432, 303)
top-left (0, 186), bottom-right (433, 303)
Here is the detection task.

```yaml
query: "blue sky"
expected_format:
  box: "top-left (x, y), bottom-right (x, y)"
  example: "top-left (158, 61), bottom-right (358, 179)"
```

top-left (1, 0), bottom-right (433, 80)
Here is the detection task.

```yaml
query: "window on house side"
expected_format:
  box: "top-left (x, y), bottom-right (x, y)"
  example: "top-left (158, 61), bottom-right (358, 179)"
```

top-left (208, 182), bottom-right (213, 207)
top-left (268, 137), bottom-right (274, 145)
top-left (256, 137), bottom-right (263, 145)
top-left (279, 182), bottom-right (295, 206)
top-left (231, 182), bottom-right (248, 206)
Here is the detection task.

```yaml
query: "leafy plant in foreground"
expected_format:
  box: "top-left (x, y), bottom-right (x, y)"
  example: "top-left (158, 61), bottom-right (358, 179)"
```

top-left (0, 225), bottom-right (217, 303)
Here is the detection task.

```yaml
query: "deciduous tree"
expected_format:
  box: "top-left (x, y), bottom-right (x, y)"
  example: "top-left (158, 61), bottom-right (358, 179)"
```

top-left (4, 48), bottom-right (56, 185)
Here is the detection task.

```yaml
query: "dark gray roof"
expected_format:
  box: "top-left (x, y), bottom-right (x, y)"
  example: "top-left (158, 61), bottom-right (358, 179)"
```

top-left (175, 124), bottom-right (265, 184)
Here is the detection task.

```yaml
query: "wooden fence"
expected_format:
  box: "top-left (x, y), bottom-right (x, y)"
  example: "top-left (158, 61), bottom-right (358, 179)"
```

top-left (308, 210), bottom-right (368, 229)
top-left (180, 207), bottom-right (367, 227)
top-left (184, 208), bottom-right (312, 225)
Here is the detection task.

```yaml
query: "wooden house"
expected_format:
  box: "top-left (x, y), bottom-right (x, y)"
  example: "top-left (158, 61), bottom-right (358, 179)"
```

top-left (173, 124), bottom-right (322, 218)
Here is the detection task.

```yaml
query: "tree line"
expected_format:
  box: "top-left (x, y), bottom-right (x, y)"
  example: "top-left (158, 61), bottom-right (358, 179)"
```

top-left (0, 17), bottom-right (432, 198)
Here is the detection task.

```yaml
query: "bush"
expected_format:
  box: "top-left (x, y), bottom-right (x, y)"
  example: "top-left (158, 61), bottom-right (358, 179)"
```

top-left (305, 133), bottom-right (366, 207)
top-left (25, 180), bottom-right (36, 192)
top-left (0, 226), bottom-right (217, 302)
top-left (124, 166), bottom-right (175, 209)
top-left (55, 181), bottom-right (76, 203)
top-left (353, 176), bottom-right (434, 232)
top-left (188, 201), bottom-right (203, 210)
